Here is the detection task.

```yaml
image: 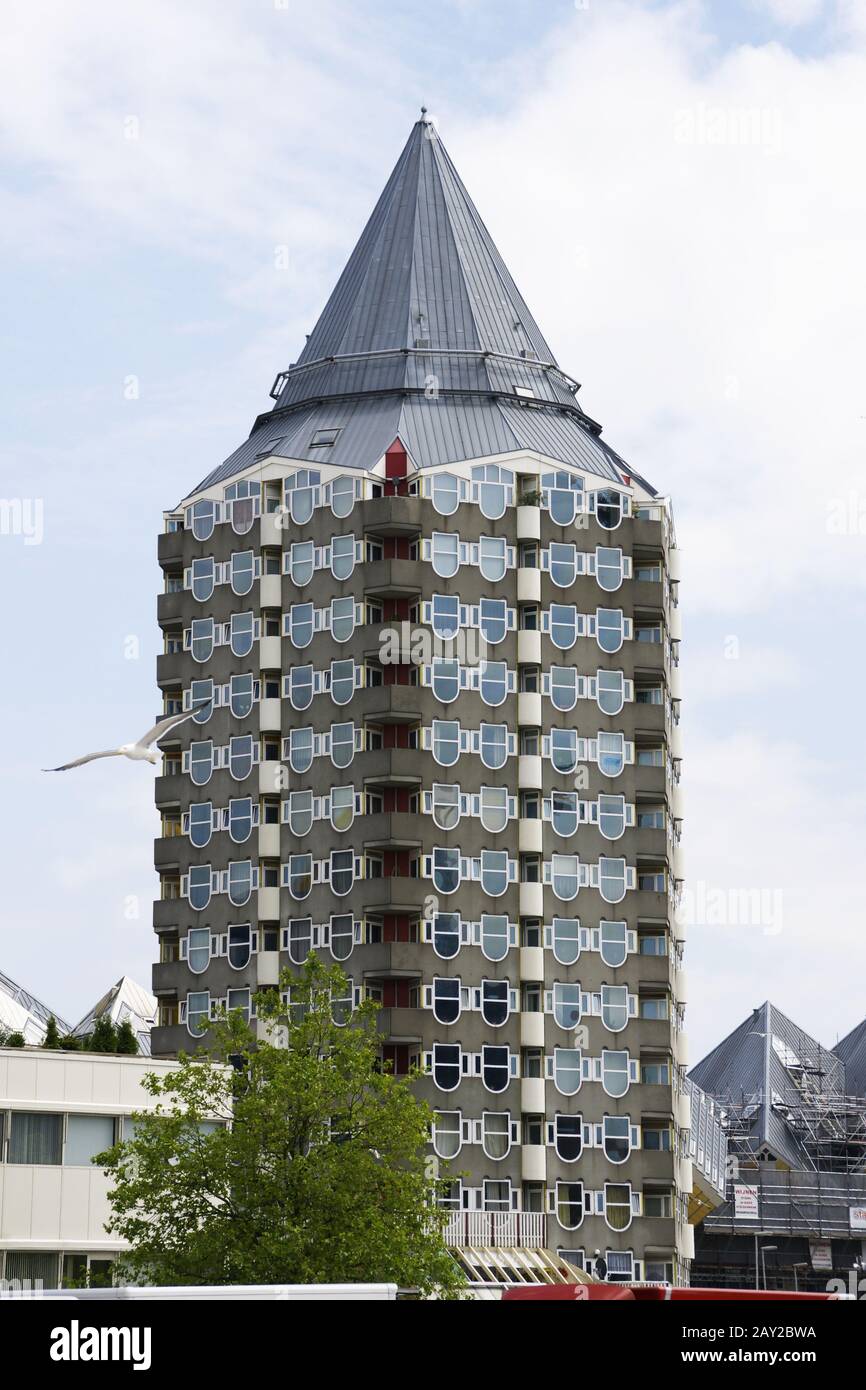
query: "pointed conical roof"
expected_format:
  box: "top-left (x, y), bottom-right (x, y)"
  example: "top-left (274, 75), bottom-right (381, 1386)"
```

top-left (194, 117), bottom-right (650, 496)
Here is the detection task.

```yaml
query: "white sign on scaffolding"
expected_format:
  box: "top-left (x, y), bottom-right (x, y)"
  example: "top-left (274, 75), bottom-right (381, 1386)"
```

top-left (733, 1184), bottom-right (759, 1219)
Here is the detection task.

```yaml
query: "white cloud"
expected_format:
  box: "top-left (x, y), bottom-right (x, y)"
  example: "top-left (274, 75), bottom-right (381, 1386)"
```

top-left (750, 0), bottom-right (826, 26)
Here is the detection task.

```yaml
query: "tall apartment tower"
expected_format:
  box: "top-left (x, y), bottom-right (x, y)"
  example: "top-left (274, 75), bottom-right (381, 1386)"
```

top-left (153, 116), bottom-right (689, 1284)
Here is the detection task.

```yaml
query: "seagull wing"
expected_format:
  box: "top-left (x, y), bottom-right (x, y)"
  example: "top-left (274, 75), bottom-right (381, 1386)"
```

top-left (43, 749), bottom-right (122, 772)
top-left (135, 700), bottom-right (211, 749)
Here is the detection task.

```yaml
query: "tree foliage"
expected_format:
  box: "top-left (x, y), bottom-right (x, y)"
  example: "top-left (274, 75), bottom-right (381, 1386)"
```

top-left (97, 957), bottom-right (464, 1296)
top-left (42, 1016), bottom-right (62, 1049)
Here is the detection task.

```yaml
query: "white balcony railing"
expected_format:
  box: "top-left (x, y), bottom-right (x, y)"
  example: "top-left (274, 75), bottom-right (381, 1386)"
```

top-left (443, 1211), bottom-right (546, 1249)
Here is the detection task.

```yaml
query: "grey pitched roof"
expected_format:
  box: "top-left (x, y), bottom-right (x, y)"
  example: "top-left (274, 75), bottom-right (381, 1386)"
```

top-left (834, 1018), bottom-right (866, 1098)
top-left (190, 117), bottom-right (657, 499)
top-left (690, 1002), bottom-right (847, 1169)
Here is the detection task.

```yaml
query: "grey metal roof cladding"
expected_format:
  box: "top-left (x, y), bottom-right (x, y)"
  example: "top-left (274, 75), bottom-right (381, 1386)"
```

top-left (690, 1002), bottom-right (851, 1169)
top-left (192, 116), bottom-right (657, 499)
top-left (834, 1019), bottom-right (866, 1098)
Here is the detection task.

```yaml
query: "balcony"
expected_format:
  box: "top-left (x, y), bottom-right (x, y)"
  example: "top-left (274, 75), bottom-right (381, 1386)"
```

top-left (158, 529), bottom-right (185, 567)
top-left (360, 495), bottom-right (425, 536)
top-left (443, 1211), bottom-right (546, 1249)
top-left (156, 650), bottom-right (185, 687)
top-left (363, 559), bottom-right (423, 599)
top-left (157, 590), bottom-right (187, 626)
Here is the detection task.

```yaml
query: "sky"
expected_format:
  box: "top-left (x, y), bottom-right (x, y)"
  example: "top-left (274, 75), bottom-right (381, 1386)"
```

top-left (1, 0), bottom-right (864, 1061)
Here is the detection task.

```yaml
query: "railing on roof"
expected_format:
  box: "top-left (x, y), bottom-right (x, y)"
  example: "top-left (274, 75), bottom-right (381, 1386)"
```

top-left (443, 1211), bottom-right (546, 1249)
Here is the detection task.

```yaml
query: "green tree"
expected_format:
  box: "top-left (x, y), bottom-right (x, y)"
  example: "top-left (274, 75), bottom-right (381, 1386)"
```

top-left (88, 1016), bottom-right (119, 1053)
top-left (97, 957), bottom-right (464, 1296)
top-left (58, 1033), bottom-right (82, 1051)
top-left (42, 1016), bottom-right (62, 1049)
top-left (115, 1020), bottom-right (139, 1055)
top-left (0, 1030), bottom-right (26, 1048)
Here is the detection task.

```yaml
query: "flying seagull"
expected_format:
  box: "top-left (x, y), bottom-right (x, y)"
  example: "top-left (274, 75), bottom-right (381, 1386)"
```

top-left (43, 703), bottom-right (210, 772)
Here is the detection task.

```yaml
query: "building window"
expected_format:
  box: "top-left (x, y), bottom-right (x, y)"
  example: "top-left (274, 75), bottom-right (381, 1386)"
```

top-left (287, 789), bottom-right (314, 837)
top-left (431, 912), bottom-right (460, 959)
top-left (481, 980), bottom-right (509, 1027)
top-left (190, 617), bottom-right (214, 664)
top-left (186, 991), bottom-right (210, 1036)
top-left (604, 1183), bottom-right (633, 1231)
top-left (228, 861), bottom-right (253, 907)
top-left (556, 1181), bottom-right (585, 1230)
top-left (550, 790), bottom-right (579, 837)
top-left (599, 858), bottom-right (627, 905)
top-left (480, 914), bottom-right (509, 963)
top-left (432, 1044), bottom-right (461, 1092)
top-left (432, 847), bottom-right (460, 895)
top-left (228, 797), bottom-right (253, 844)
top-left (603, 1115), bottom-right (631, 1164)
top-left (230, 550), bottom-right (255, 596)
top-left (230, 612), bottom-right (255, 658)
top-left (483, 1179), bottom-right (512, 1212)
top-left (598, 732), bottom-right (625, 778)
top-left (288, 917), bottom-right (313, 963)
top-left (644, 1189), bottom-right (673, 1218)
top-left (601, 1050), bottom-right (630, 1098)
top-left (432, 472), bottom-right (460, 515)
top-left (188, 865), bottom-right (212, 911)
top-left (229, 674), bottom-right (254, 719)
top-left (288, 666), bottom-right (314, 711)
top-left (330, 721), bottom-right (355, 770)
top-left (599, 921), bottom-right (628, 968)
top-left (598, 795), bottom-right (626, 840)
top-left (481, 1045), bottom-right (510, 1093)
top-left (229, 735), bottom-right (255, 781)
top-left (482, 1112), bottom-right (512, 1160)
top-left (595, 546), bottom-right (625, 592)
top-left (550, 604), bottom-right (578, 651)
top-left (431, 658), bottom-right (460, 704)
top-left (551, 728), bottom-right (578, 773)
top-left (479, 598), bottom-right (508, 644)
top-left (8, 1113), bottom-right (63, 1165)
top-left (554, 1114), bottom-right (583, 1163)
top-left (480, 849), bottom-right (509, 897)
top-left (480, 723), bottom-right (508, 769)
top-left (431, 531), bottom-right (459, 578)
top-left (479, 535), bottom-right (507, 582)
top-left (288, 727), bottom-right (314, 773)
top-left (330, 595), bottom-right (356, 643)
top-left (330, 474), bottom-right (355, 518)
top-left (329, 850), bottom-right (354, 896)
top-left (432, 977), bottom-right (461, 1025)
top-left (329, 914), bottom-right (354, 962)
top-left (479, 660), bottom-right (507, 707)
top-left (431, 593), bottom-right (460, 640)
top-left (186, 927), bottom-right (210, 974)
top-left (191, 556), bottom-right (215, 603)
top-left (596, 669), bottom-right (625, 716)
top-left (330, 660), bottom-right (355, 706)
top-left (432, 1110), bottom-right (461, 1159)
top-left (553, 983), bottom-right (582, 1030)
top-left (190, 498), bottom-right (216, 541)
top-left (553, 1047), bottom-right (582, 1096)
top-left (188, 801), bottom-right (213, 848)
top-left (549, 542), bottom-right (577, 587)
top-left (596, 608), bottom-right (625, 654)
top-left (551, 854), bottom-right (580, 901)
top-left (287, 855), bottom-right (313, 900)
top-left (641, 1059), bottom-right (670, 1086)
top-left (431, 782), bottom-right (461, 831)
top-left (432, 720), bottom-right (460, 767)
top-left (552, 917), bottom-right (580, 966)
top-left (593, 488), bottom-right (624, 530)
top-left (550, 666), bottom-right (577, 712)
top-left (288, 539), bottom-right (315, 585)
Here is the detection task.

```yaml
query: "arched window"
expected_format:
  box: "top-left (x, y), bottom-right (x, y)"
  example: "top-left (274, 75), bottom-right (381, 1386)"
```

top-left (551, 728), bottom-right (578, 773)
top-left (228, 797), bottom-right (253, 843)
top-left (288, 727), bottom-right (313, 774)
top-left (482, 1112), bottom-right (512, 1160)
top-left (287, 855), bottom-right (312, 900)
top-left (431, 659), bottom-right (460, 703)
top-left (550, 666), bottom-right (578, 712)
top-left (479, 535), bottom-right (507, 582)
top-left (432, 848), bottom-right (460, 895)
top-left (597, 732), bottom-right (625, 777)
top-left (552, 854), bottom-right (580, 901)
top-left (599, 857), bottom-right (627, 904)
top-left (602, 985), bottom-right (629, 1032)
top-left (480, 723), bottom-right (507, 770)
top-left (554, 983), bottom-right (582, 1030)
top-left (604, 1183), bottom-right (633, 1231)
top-left (190, 679), bottom-right (214, 724)
top-left (329, 849), bottom-right (354, 896)
top-left (288, 540), bottom-right (314, 586)
top-left (481, 1045), bottom-right (510, 1093)
top-left (330, 721), bottom-right (355, 769)
top-left (190, 498), bottom-right (215, 541)
top-left (481, 980), bottom-right (509, 1027)
top-left (229, 674), bottom-right (254, 719)
top-left (186, 928), bottom-right (210, 975)
top-left (431, 472), bottom-right (460, 516)
top-left (432, 1043), bottom-right (461, 1092)
top-left (593, 488), bottom-right (624, 531)
top-left (188, 865), bottom-right (212, 911)
top-left (549, 542), bottom-right (577, 587)
top-left (480, 660), bottom-right (507, 706)
top-left (600, 921), bottom-right (628, 968)
top-left (597, 669), bottom-right (625, 716)
top-left (432, 977), bottom-right (461, 1025)
top-left (228, 924), bottom-right (251, 970)
top-left (432, 720), bottom-right (460, 767)
top-left (330, 785), bottom-right (355, 833)
top-left (230, 550), bottom-right (255, 596)
top-left (330, 596), bottom-right (355, 643)
top-left (191, 557), bottom-right (215, 603)
top-left (473, 464), bottom-right (511, 519)
top-left (432, 783), bottom-right (460, 831)
top-left (553, 1047), bottom-right (582, 1096)
top-left (479, 786), bottom-right (509, 834)
top-left (228, 860), bottom-right (252, 907)
top-left (598, 794), bottom-right (626, 840)
top-left (431, 594), bottom-right (460, 640)
top-left (480, 850), bottom-right (508, 896)
top-left (601, 1050), bottom-right (630, 1098)
top-left (595, 546), bottom-right (625, 593)
top-left (286, 469), bottom-right (319, 524)
top-left (550, 790), bottom-right (579, 837)
top-left (556, 1181), bottom-right (585, 1229)
top-left (552, 917), bottom-right (580, 966)
top-left (550, 604), bottom-right (578, 650)
top-left (330, 660), bottom-right (355, 706)
top-left (287, 603), bottom-right (314, 649)
top-left (603, 1116), bottom-right (631, 1164)
top-left (480, 914), bottom-right (509, 962)
top-left (596, 608), bottom-right (624, 654)
top-left (431, 532), bottom-right (459, 579)
top-left (329, 913), bottom-right (354, 962)
top-left (185, 990), bottom-right (210, 1036)
top-left (288, 917), bottom-right (312, 963)
top-left (189, 741), bottom-right (214, 787)
top-left (479, 598), bottom-right (507, 645)
top-left (288, 789), bottom-right (313, 837)
top-left (190, 618), bottom-right (214, 664)
top-left (330, 474), bottom-right (355, 519)
top-left (188, 801), bottom-right (212, 848)
top-left (432, 1110), bottom-right (462, 1158)
top-left (229, 735), bottom-right (254, 781)
top-left (554, 1114), bottom-right (583, 1163)
top-left (432, 912), bottom-right (460, 959)
top-left (230, 612), bottom-right (255, 658)
top-left (330, 533), bottom-right (356, 580)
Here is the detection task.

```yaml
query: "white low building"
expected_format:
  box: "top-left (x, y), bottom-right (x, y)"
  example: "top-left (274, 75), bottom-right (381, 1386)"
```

top-left (0, 1046), bottom-right (178, 1288)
